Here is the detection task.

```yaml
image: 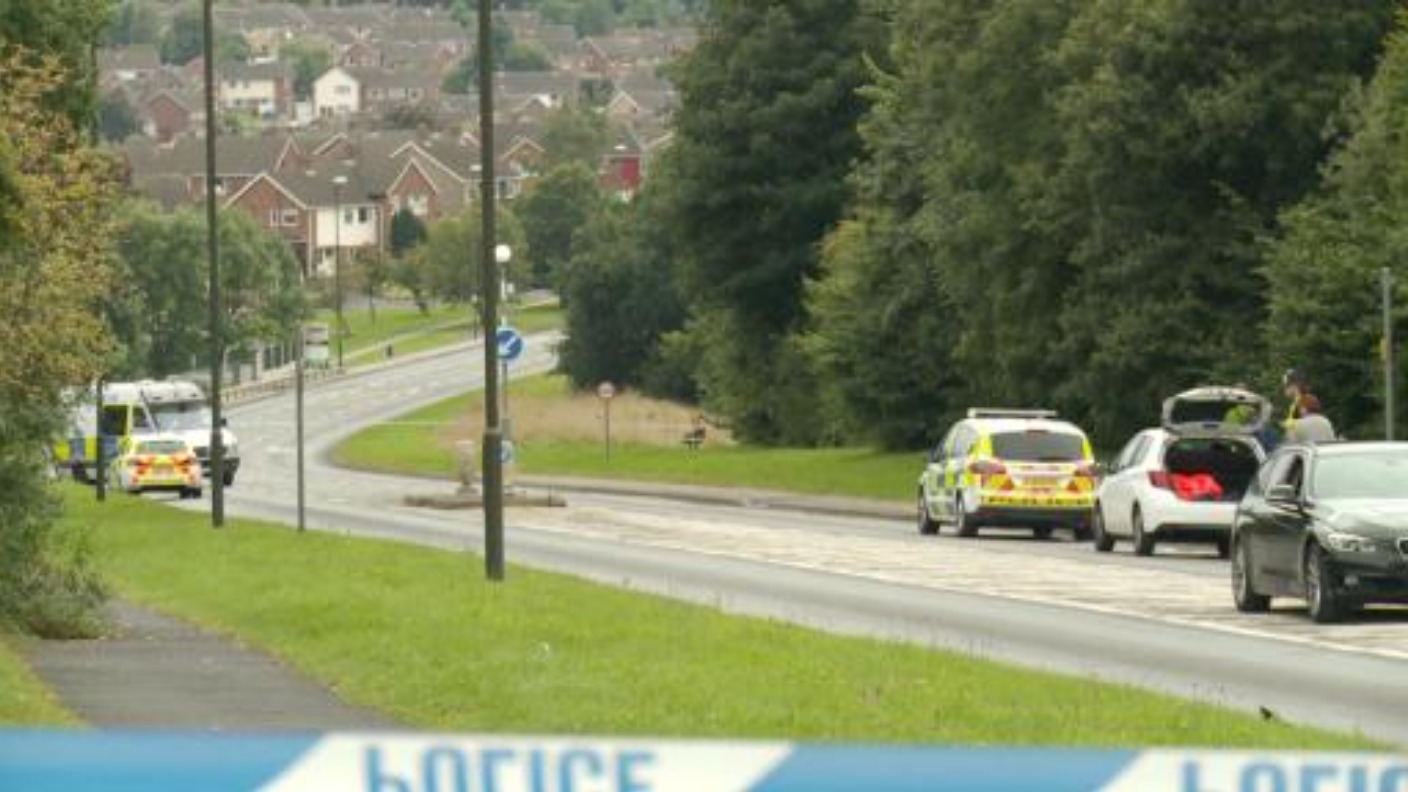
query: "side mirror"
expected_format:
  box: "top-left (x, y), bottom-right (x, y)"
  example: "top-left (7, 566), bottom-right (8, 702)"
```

top-left (1266, 484), bottom-right (1299, 506)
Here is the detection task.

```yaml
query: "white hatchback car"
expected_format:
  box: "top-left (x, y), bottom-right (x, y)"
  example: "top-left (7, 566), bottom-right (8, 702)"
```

top-left (1093, 387), bottom-right (1269, 557)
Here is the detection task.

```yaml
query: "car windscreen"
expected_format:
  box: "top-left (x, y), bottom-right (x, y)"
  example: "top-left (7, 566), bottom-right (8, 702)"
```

top-left (150, 403), bottom-right (212, 431)
top-left (136, 440), bottom-right (187, 455)
top-left (1312, 452), bottom-right (1408, 499)
top-left (990, 431), bottom-right (1086, 462)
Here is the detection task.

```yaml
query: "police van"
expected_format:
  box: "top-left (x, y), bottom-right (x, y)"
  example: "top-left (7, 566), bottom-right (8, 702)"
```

top-left (55, 380), bottom-right (240, 486)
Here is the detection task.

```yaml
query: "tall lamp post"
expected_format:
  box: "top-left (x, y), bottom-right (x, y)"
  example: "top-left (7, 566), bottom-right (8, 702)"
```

top-left (477, 0), bottom-right (505, 582)
top-left (331, 175), bottom-right (347, 370)
top-left (202, 0), bottom-right (225, 528)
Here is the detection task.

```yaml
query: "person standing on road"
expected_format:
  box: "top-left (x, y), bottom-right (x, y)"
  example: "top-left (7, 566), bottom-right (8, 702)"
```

top-left (1281, 369), bottom-right (1336, 444)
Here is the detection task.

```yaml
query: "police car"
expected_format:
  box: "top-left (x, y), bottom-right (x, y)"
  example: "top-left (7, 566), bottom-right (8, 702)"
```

top-left (917, 409), bottom-right (1097, 540)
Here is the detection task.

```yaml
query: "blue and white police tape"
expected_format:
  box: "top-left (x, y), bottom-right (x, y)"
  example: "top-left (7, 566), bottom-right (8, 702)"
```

top-left (1, 731), bottom-right (1405, 792)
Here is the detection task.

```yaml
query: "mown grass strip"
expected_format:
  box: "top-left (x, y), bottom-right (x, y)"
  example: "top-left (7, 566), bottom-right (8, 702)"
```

top-left (64, 488), bottom-right (1375, 747)
top-left (332, 374), bottom-right (917, 502)
top-left (0, 635), bottom-right (78, 726)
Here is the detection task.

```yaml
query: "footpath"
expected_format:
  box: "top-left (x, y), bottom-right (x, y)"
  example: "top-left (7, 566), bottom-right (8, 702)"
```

top-left (19, 601), bottom-right (395, 730)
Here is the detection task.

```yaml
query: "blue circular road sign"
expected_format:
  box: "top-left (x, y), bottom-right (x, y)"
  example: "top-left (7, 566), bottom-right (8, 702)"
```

top-left (496, 326), bottom-right (524, 363)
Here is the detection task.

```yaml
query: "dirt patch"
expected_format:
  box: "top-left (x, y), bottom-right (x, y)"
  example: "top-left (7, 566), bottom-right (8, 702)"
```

top-left (438, 384), bottom-right (731, 449)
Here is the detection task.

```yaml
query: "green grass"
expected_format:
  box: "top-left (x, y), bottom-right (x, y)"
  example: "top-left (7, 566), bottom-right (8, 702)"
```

top-left (0, 635), bottom-right (78, 726)
top-left (333, 374), bottom-right (917, 501)
top-left (61, 488), bottom-right (1374, 746)
top-left (319, 302), bottom-right (564, 366)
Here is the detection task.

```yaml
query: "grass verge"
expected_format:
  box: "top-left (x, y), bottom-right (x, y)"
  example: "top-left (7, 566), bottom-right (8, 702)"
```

top-left (65, 488), bottom-right (1375, 747)
top-left (332, 374), bottom-right (916, 501)
top-left (0, 635), bottom-right (78, 726)
top-left (321, 302), bottom-right (563, 365)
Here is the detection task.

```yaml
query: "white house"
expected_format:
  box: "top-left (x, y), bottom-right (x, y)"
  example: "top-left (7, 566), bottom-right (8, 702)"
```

top-left (313, 67), bottom-right (361, 119)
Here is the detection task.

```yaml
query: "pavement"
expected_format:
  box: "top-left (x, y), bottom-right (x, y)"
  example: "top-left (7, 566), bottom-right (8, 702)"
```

top-left (18, 600), bottom-right (396, 730)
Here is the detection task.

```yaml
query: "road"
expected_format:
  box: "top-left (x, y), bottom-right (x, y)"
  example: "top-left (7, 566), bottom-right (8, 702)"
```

top-left (189, 337), bottom-right (1408, 744)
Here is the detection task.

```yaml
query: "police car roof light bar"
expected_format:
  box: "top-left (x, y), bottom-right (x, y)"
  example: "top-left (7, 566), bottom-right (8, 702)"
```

top-left (967, 408), bottom-right (1060, 420)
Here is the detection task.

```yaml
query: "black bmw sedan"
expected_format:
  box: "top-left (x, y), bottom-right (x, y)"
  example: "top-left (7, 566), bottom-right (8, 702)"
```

top-left (1231, 442), bottom-right (1408, 623)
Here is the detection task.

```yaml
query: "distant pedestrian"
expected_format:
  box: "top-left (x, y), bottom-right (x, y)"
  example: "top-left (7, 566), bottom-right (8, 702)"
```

top-left (1281, 369), bottom-right (1336, 444)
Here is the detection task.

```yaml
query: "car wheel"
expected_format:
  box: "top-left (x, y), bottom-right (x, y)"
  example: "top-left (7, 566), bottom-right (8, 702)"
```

top-left (1033, 526), bottom-right (1053, 540)
top-left (1232, 540), bottom-right (1270, 613)
top-left (1305, 544), bottom-right (1346, 624)
top-left (917, 490), bottom-right (938, 536)
top-left (1132, 507), bottom-right (1156, 557)
top-left (1092, 504), bottom-right (1115, 553)
top-left (1215, 537), bottom-right (1231, 559)
top-left (955, 494), bottom-right (977, 538)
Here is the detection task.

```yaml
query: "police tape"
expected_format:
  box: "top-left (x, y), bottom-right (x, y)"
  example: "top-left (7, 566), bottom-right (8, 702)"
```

top-left (0, 731), bottom-right (1404, 792)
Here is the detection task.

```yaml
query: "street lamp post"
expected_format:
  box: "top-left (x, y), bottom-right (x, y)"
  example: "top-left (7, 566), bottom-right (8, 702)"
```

top-left (331, 175), bottom-right (347, 370)
top-left (477, 0), bottom-right (505, 582)
top-left (202, 0), bottom-right (225, 528)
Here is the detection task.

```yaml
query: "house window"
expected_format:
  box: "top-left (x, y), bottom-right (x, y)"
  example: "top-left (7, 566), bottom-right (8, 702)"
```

top-left (408, 194), bottom-right (428, 216)
top-left (357, 207), bottom-right (369, 223)
top-left (281, 209), bottom-right (299, 227)
top-left (343, 208), bottom-right (354, 224)
top-left (268, 209), bottom-right (280, 226)
top-left (335, 85), bottom-right (351, 96)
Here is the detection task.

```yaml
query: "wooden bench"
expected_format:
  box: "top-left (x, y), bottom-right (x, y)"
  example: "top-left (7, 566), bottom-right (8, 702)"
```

top-left (681, 426), bottom-right (706, 449)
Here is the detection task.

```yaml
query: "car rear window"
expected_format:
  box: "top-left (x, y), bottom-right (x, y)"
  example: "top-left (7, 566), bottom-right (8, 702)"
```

top-left (137, 440), bottom-right (187, 455)
top-left (990, 431), bottom-right (1086, 462)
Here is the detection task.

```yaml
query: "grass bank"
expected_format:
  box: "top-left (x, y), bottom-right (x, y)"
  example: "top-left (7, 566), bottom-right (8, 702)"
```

top-left (332, 374), bottom-right (916, 502)
top-left (64, 489), bottom-right (1374, 747)
top-left (317, 301), bottom-right (564, 365)
top-left (0, 636), bottom-right (77, 726)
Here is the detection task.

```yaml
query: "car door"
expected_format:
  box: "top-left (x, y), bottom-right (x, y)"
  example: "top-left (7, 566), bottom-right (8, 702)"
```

top-left (1100, 432), bottom-right (1150, 537)
top-left (923, 433), bottom-right (951, 521)
top-left (1260, 451), bottom-right (1312, 588)
top-left (942, 426), bottom-right (975, 516)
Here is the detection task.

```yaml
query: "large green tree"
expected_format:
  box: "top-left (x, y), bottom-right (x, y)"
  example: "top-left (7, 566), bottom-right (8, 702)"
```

top-left (810, 0), bottom-right (1072, 449)
top-left (0, 0), bottom-right (113, 131)
top-left (113, 202), bottom-right (307, 377)
top-left (517, 162), bottom-right (604, 288)
top-left (662, 0), bottom-right (886, 443)
top-left (0, 52), bottom-right (117, 636)
top-left (421, 206), bottom-right (527, 305)
top-left (1265, 14), bottom-right (1408, 437)
top-left (1048, 0), bottom-right (1395, 443)
top-left (558, 189), bottom-right (686, 390)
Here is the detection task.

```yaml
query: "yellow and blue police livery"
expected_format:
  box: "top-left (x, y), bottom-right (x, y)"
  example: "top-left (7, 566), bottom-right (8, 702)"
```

top-left (918, 408), bottom-right (1097, 541)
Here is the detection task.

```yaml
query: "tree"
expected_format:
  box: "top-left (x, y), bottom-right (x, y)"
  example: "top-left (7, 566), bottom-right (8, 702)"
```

top-left (281, 37), bottom-right (332, 101)
top-left (558, 192), bottom-right (686, 390)
top-left (421, 205), bottom-right (527, 305)
top-left (98, 90), bottom-right (141, 142)
top-left (0, 52), bottom-right (118, 636)
top-left (516, 163), bottom-right (604, 288)
top-left (540, 106), bottom-right (609, 170)
top-left (160, 3), bottom-right (250, 66)
top-left (1047, 0), bottom-right (1395, 442)
top-left (1265, 16), bottom-right (1408, 437)
top-left (0, 0), bottom-right (113, 130)
top-left (103, 0), bottom-right (160, 47)
top-left (661, 0), bottom-right (887, 443)
top-left (112, 202), bottom-right (306, 377)
top-left (389, 207), bottom-right (429, 258)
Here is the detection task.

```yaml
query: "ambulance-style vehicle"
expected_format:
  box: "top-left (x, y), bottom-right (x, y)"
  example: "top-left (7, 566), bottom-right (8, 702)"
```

top-left (55, 380), bottom-right (240, 486)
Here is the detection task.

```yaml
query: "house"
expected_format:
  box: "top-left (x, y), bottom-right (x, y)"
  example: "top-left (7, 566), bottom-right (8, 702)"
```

top-left (141, 89), bottom-right (201, 143)
top-left (352, 68), bottom-right (441, 118)
top-left (219, 61), bottom-right (295, 122)
top-left (340, 39), bottom-right (381, 70)
top-left (606, 73), bottom-right (678, 121)
top-left (313, 66), bottom-right (361, 118)
top-left (98, 45), bottom-right (161, 84)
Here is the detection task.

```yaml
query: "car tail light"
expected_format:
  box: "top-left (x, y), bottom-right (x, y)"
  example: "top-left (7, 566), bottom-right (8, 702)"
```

top-left (1074, 462), bottom-right (1098, 478)
top-left (1149, 470), bottom-right (1222, 501)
